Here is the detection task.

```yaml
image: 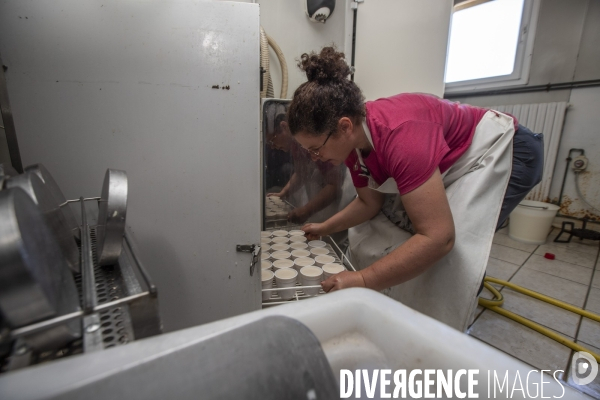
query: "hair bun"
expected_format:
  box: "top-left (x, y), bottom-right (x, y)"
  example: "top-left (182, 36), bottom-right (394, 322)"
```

top-left (299, 46), bottom-right (351, 84)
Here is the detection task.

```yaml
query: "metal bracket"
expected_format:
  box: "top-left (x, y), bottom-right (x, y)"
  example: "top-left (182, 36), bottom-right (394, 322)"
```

top-left (554, 221), bottom-right (574, 243)
top-left (236, 244), bottom-right (261, 276)
top-left (0, 53), bottom-right (23, 172)
top-left (351, 0), bottom-right (364, 10)
top-left (259, 67), bottom-right (265, 92)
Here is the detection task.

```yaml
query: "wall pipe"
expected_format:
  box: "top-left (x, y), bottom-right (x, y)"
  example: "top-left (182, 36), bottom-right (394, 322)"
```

top-left (557, 148), bottom-right (584, 210)
top-left (553, 148), bottom-right (600, 224)
top-left (444, 79), bottom-right (600, 99)
top-left (350, 4), bottom-right (357, 81)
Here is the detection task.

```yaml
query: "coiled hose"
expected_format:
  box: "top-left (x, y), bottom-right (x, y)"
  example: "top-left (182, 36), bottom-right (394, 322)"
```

top-left (259, 27), bottom-right (288, 99)
top-left (265, 31), bottom-right (288, 99)
top-left (479, 276), bottom-right (600, 363)
top-left (259, 27), bottom-right (272, 99)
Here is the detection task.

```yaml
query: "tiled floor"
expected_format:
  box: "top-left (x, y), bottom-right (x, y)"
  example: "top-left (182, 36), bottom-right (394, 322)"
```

top-left (468, 226), bottom-right (600, 399)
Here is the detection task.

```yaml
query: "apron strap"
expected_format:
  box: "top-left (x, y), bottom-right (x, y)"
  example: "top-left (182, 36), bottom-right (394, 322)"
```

top-left (355, 149), bottom-right (371, 177)
top-left (362, 120), bottom-right (375, 149)
top-left (355, 119), bottom-right (374, 178)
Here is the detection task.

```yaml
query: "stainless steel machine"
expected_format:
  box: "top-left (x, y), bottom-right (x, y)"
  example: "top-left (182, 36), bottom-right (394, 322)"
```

top-left (0, 0), bottom-right (354, 377)
top-left (0, 0), bottom-right (262, 333)
top-left (0, 1), bottom-right (355, 334)
top-left (0, 164), bottom-right (161, 373)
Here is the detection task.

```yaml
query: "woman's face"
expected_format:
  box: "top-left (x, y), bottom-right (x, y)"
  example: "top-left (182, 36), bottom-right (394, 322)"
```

top-left (267, 121), bottom-right (293, 152)
top-left (294, 129), bottom-right (353, 166)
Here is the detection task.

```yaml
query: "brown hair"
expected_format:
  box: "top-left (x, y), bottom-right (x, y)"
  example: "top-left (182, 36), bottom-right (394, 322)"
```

top-left (287, 47), bottom-right (365, 137)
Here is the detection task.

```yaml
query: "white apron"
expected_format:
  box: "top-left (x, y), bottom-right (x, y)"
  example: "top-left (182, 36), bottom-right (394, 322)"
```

top-left (348, 110), bottom-right (514, 332)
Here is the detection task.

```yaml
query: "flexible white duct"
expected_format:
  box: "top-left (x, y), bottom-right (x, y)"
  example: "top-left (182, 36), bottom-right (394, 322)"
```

top-left (265, 32), bottom-right (288, 99)
top-left (260, 27), bottom-right (288, 99)
top-left (259, 26), bottom-right (270, 99)
top-left (266, 71), bottom-right (274, 99)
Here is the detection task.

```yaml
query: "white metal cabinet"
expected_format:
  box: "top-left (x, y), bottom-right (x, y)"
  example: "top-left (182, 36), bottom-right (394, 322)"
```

top-left (0, 0), bottom-right (261, 332)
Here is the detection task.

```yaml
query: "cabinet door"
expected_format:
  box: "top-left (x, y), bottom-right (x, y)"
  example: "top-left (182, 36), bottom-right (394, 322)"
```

top-left (354, 0), bottom-right (453, 100)
top-left (0, 0), bottom-right (261, 332)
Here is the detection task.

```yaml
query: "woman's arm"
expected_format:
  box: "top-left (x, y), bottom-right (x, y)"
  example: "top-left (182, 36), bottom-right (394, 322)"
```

top-left (288, 166), bottom-right (342, 223)
top-left (302, 186), bottom-right (385, 238)
top-left (322, 169), bottom-right (455, 292)
top-left (287, 183), bottom-right (338, 223)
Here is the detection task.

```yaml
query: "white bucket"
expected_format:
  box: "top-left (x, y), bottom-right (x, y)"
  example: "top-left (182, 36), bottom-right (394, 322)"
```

top-left (508, 200), bottom-right (560, 245)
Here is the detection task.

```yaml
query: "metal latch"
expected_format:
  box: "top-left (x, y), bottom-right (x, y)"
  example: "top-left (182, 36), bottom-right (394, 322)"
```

top-left (351, 0), bottom-right (364, 9)
top-left (236, 244), bottom-right (261, 276)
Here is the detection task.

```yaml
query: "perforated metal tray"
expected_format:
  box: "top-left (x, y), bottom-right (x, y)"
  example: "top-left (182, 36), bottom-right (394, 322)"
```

top-left (0, 198), bottom-right (161, 373)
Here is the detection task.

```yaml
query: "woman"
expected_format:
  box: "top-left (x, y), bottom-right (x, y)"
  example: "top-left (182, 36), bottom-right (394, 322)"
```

top-left (266, 113), bottom-right (348, 224)
top-left (288, 47), bottom-right (543, 331)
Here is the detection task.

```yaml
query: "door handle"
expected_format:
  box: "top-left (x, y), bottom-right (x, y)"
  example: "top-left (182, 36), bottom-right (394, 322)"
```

top-left (236, 244), bottom-right (261, 276)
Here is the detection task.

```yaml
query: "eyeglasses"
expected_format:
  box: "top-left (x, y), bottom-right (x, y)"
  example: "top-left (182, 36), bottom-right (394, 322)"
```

top-left (306, 131), bottom-right (334, 157)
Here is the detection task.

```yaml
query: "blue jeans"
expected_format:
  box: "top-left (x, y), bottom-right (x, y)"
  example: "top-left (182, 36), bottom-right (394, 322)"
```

top-left (479, 125), bottom-right (544, 296)
top-left (496, 124), bottom-right (544, 230)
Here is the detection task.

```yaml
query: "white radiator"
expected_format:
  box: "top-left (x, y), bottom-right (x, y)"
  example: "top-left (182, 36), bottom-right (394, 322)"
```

top-left (490, 102), bottom-right (568, 202)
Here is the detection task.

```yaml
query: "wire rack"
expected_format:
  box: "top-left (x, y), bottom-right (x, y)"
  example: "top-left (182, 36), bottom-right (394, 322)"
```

top-left (261, 226), bottom-right (356, 308)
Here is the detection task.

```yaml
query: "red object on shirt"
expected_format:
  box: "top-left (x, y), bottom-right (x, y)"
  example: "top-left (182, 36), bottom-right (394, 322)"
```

top-left (345, 93), bottom-right (518, 195)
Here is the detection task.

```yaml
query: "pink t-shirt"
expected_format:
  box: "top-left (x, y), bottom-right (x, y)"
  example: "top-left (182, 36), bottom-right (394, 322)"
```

top-left (345, 93), bottom-right (517, 195)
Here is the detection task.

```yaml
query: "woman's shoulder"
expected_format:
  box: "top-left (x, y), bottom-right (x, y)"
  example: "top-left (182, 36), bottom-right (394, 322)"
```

top-left (366, 92), bottom-right (441, 131)
top-left (369, 92), bottom-right (440, 106)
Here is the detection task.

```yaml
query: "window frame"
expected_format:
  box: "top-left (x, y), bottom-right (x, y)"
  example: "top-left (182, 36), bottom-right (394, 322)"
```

top-left (444, 0), bottom-right (540, 94)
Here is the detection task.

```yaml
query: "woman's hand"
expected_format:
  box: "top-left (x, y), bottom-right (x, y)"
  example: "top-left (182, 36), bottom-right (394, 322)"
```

top-left (267, 190), bottom-right (287, 198)
top-left (301, 222), bottom-right (328, 240)
top-left (321, 271), bottom-right (366, 293)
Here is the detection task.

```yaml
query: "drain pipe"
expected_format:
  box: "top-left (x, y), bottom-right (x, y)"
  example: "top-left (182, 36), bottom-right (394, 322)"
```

top-left (557, 148), bottom-right (584, 211)
top-left (554, 148), bottom-right (600, 225)
top-left (350, 1), bottom-right (363, 81)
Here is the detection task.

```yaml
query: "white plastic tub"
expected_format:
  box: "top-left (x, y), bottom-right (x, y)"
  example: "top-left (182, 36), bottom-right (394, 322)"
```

top-left (5, 289), bottom-right (585, 399)
top-left (508, 200), bottom-right (560, 244)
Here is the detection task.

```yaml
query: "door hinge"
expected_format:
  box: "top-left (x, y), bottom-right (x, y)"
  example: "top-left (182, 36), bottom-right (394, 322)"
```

top-left (236, 244), bottom-right (261, 276)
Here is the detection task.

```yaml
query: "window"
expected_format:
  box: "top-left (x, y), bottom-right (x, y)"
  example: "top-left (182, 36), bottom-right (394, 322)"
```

top-left (444, 0), bottom-right (540, 94)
